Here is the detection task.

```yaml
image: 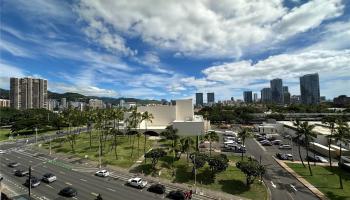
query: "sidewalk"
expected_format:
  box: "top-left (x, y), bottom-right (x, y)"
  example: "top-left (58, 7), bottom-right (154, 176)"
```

top-left (283, 160), bottom-right (338, 167)
top-left (273, 157), bottom-right (329, 200)
top-left (35, 146), bottom-right (248, 200)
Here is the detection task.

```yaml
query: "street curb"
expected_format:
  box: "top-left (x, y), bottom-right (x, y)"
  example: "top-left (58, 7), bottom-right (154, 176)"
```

top-left (262, 179), bottom-right (272, 200)
top-left (273, 157), bottom-right (329, 200)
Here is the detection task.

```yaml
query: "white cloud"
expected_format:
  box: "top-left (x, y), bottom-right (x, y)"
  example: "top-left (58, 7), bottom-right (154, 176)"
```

top-left (0, 40), bottom-right (34, 58)
top-left (0, 62), bottom-right (27, 89)
top-left (76, 0), bottom-right (344, 58)
top-left (50, 83), bottom-right (118, 97)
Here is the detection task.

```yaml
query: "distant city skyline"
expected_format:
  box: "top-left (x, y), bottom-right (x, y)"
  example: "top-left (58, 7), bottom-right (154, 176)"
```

top-left (1, 1), bottom-right (350, 100)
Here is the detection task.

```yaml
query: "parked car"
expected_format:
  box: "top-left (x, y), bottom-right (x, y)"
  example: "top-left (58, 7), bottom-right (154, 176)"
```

top-left (24, 177), bottom-right (41, 188)
top-left (8, 162), bottom-right (20, 168)
top-left (267, 137), bottom-right (277, 141)
top-left (276, 153), bottom-right (293, 160)
top-left (272, 140), bottom-right (282, 145)
top-left (147, 183), bottom-right (166, 194)
top-left (261, 141), bottom-right (272, 146)
top-left (306, 155), bottom-right (328, 163)
top-left (279, 144), bottom-right (292, 149)
top-left (283, 134), bottom-right (291, 139)
top-left (257, 137), bottom-right (266, 141)
top-left (42, 173), bottom-right (57, 183)
top-left (59, 187), bottom-right (78, 197)
top-left (95, 170), bottom-right (110, 177)
top-left (167, 190), bottom-right (186, 200)
top-left (127, 177), bottom-right (148, 188)
top-left (235, 146), bottom-right (246, 153)
top-left (0, 150), bottom-right (5, 154)
top-left (14, 169), bottom-right (29, 177)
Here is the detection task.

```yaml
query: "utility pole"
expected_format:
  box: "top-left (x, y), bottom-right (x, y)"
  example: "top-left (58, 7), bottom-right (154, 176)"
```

top-left (99, 135), bottom-right (102, 169)
top-left (194, 153), bottom-right (197, 193)
top-left (28, 166), bottom-right (32, 199)
top-left (35, 127), bottom-right (38, 144)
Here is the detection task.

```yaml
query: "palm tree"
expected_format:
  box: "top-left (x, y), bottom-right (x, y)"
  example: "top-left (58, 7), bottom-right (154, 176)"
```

top-left (237, 128), bottom-right (252, 160)
top-left (295, 121), bottom-right (316, 176)
top-left (334, 120), bottom-right (350, 189)
top-left (180, 137), bottom-right (194, 162)
top-left (128, 108), bottom-right (141, 158)
top-left (204, 131), bottom-right (219, 157)
top-left (162, 125), bottom-right (179, 172)
top-left (84, 108), bottom-right (95, 150)
top-left (322, 116), bottom-right (336, 167)
top-left (293, 120), bottom-right (306, 168)
top-left (142, 111), bottom-right (154, 163)
top-left (110, 108), bottom-right (124, 159)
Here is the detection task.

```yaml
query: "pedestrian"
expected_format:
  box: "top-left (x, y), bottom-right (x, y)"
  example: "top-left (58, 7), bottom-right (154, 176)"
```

top-left (189, 189), bottom-right (193, 199)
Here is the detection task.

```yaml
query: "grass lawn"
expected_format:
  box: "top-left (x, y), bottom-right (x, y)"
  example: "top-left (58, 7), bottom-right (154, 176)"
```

top-left (0, 129), bottom-right (10, 141)
top-left (133, 152), bottom-right (267, 200)
top-left (287, 163), bottom-right (350, 200)
top-left (43, 131), bottom-right (154, 168)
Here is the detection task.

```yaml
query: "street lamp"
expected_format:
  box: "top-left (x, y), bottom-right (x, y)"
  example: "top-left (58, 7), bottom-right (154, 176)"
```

top-left (35, 127), bottom-right (38, 144)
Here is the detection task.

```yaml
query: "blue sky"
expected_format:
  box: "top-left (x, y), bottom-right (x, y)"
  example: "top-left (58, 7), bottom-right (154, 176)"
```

top-left (1, 0), bottom-right (350, 101)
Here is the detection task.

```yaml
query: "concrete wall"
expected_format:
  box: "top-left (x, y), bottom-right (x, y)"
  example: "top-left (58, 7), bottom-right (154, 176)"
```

top-left (175, 99), bottom-right (193, 121)
top-left (173, 121), bottom-right (204, 136)
top-left (138, 105), bottom-right (176, 126)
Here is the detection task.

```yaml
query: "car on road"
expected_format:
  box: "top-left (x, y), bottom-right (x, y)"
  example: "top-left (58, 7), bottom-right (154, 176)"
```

top-left (167, 190), bottom-right (186, 200)
top-left (0, 150), bottom-right (5, 154)
top-left (14, 169), bottom-right (29, 177)
top-left (235, 146), bottom-right (246, 153)
top-left (127, 177), bottom-right (148, 188)
top-left (276, 153), bottom-right (293, 160)
top-left (147, 183), bottom-right (166, 194)
top-left (272, 140), bottom-right (282, 145)
top-left (283, 134), bottom-right (291, 139)
top-left (95, 169), bottom-right (110, 177)
top-left (42, 173), bottom-right (57, 183)
top-left (279, 144), bottom-right (292, 149)
top-left (24, 177), bottom-right (41, 188)
top-left (257, 136), bottom-right (266, 141)
top-left (306, 155), bottom-right (328, 163)
top-left (261, 141), bottom-right (272, 146)
top-left (8, 162), bottom-right (19, 168)
top-left (59, 187), bottom-right (78, 197)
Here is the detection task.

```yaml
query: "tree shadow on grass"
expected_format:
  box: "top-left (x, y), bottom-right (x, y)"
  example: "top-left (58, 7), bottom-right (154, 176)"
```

top-left (130, 164), bottom-right (154, 176)
top-left (160, 155), bottom-right (173, 165)
top-left (325, 191), bottom-right (350, 200)
top-left (196, 168), bottom-right (215, 185)
top-left (218, 179), bottom-right (249, 195)
top-left (174, 164), bottom-right (192, 183)
top-left (55, 148), bottom-right (70, 153)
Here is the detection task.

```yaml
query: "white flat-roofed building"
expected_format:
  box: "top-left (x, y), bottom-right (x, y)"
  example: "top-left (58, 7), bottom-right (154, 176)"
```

top-left (135, 99), bottom-right (209, 136)
top-left (0, 99), bottom-right (10, 108)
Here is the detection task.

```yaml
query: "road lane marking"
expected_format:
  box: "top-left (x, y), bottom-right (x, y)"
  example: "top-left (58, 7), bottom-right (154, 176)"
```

top-left (290, 184), bottom-right (297, 191)
top-left (65, 182), bottom-right (72, 186)
top-left (29, 160), bottom-right (33, 163)
top-left (46, 184), bottom-right (54, 189)
top-left (59, 171), bottom-right (65, 174)
top-left (17, 156), bottom-right (21, 159)
top-left (271, 181), bottom-right (276, 188)
top-left (107, 187), bottom-right (116, 192)
top-left (91, 192), bottom-right (98, 196)
top-left (80, 178), bottom-right (87, 182)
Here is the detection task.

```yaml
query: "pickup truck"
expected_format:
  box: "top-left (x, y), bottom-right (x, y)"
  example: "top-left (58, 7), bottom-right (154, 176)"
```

top-left (127, 177), bottom-right (148, 188)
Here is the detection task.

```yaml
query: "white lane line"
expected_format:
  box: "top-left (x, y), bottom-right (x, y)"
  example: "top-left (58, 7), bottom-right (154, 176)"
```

top-left (72, 197), bottom-right (78, 200)
top-left (59, 171), bottom-right (65, 174)
top-left (91, 192), bottom-right (98, 196)
top-left (107, 187), bottom-right (116, 192)
top-left (17, 156), bottom-right (21, 159)
top-left (271, 181), bottom-right (277, 188)
top-left (46, 184), bottom-right (54, 189)
top-left (80, 178), bottom-right (87, 182)
top-left (65, 182), bottom-right (72, 186)
top-left (29, 160), bottom-right (33, 163)
top-left (290, 184), bottom-right (297, 191)
top-left (254, 139), bottom-right (267, 151)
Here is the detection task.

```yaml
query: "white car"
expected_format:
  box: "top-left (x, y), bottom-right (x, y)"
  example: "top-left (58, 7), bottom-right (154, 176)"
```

top-left (0, 150), bottom-right (5, 154)
top-left (127, 177), bottom-right (148, 188)
top-left (279, 144), bottom-right (292, 149)
top-left (315, 156), bottom-right (328, 163)
top-left (42, 173), bottom-right (57, 183)
top-left (95, 170), bottom-right (110, 177)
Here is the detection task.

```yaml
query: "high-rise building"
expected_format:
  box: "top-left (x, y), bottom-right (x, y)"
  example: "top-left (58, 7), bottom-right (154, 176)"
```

top-left (10, 77), bottom-right (48, 109)
top-left (61, 98), bottom-right (67, 109)
top-left (261, 88), bottom-right (271, 103)
top-left (48, 99), bottom-right (58, 111)
top-left (0, 99), bottom-right (10, 108)
top-left (195, 93), bottom-right (204, 106)
top-left (333, 95), bottom-right (350, 107)
top-left (291, 95), bottom-right (301, 104)
top-left (89, 99), bottom-right (104, 109)
top-left (243, 91), bottom-right (253, 103)
top-left (283, 86), bottom-right (289, 93)
top-left (270, 78), bottom-right (284, 104)
top-left (207, 92), bottom-right (215, 104)
top-left (253, 93), bottom-right (258, 102)
top-left (300, 73), bottom-right (320, 105)
top-left (283, 86), bottom-right (290, 104)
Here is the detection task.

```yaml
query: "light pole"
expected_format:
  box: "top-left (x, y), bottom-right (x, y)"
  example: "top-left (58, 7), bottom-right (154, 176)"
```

top-left (28, 166), bottom-right (32, 198)
top-left (99, 134), bottom-right (102, 169)
top-left (194, 153), bottom-right (197, 194)
top-left (35, 127), bottom-right (38, 144)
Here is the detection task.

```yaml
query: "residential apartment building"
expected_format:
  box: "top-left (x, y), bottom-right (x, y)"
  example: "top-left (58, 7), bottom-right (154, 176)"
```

top-left (207, 92), bottom-right (215, 105)
top-left (243, 91), bottom-right (253, 103)
top-left (300, 73), bottom-right (320, 105)
top-left (10, 77), bottom-right (48, 109)
top-left (0, 99), bottom-right (10, 108)
top-left (270, 78), bottom-right (284, 104)
top-left (195, 93), bottom-right (204, 106)
top-left (261, 88), bottom-right (272, 103)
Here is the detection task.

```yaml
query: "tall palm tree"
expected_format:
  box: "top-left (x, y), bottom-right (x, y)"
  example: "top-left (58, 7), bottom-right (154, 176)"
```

top-left (162, 125), bottom-right (179, 172)
top-left (204, 131), bottom-right (219, 157)
top-left (295, 121), bottom-right (315, 176)
top-left (334, 120), bottom-right (350, 189)
top-left (322, 116), bottom-right (336, 167)
top-left (110, 108), bottom-right (124, 159)
top-left (293, 120), bottom-right (306, 167)
top-left (142, 111), bottom-right (154, 155)
top-left (128, 108), bottom-right (141, 158)
top-left (180, 137), bottom-right (194, 162)
top-left (237, 128), bottom-right (252, 160)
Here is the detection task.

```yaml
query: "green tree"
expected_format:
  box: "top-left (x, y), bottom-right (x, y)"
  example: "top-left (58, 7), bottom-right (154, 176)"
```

top-left (295, 120), bottom-right (316, 176)
top-left (236, 159), bottom-right (266, 186)
top-left (189, 152), bottom-right (208, 175)
top-left (180, 137), bottom-right (195, 162)
top-left (110, 108), bottom-right (124, 159)
top-left (141, 111), bottom-right (154, 162)
top-left (322, 116), bottom-right (336, 167)
top-left (144, 148), bottom-right (166, 169)
top-left (238, 128), bottom-right (252, 160)
top-left (127, 108), bottom-right (141, 158)
top-left (208, 154), bottom-right (229, 177)
top-left (334, 120), bottom-right (350, 189)
top-left (204, 131), bottom-right (219, 157)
